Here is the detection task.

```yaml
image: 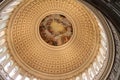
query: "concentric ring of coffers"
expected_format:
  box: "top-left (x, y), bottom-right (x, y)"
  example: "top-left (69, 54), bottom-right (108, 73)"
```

top-left (0, 0), bottom-right (114, 80)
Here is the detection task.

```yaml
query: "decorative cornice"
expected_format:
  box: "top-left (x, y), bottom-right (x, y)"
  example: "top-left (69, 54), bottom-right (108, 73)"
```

top-left (106, 18), bottom-right (120, 80)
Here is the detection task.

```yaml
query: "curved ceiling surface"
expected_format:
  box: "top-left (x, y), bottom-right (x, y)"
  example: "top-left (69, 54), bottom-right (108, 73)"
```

top-left (0, 0), bottom-right (115, 80)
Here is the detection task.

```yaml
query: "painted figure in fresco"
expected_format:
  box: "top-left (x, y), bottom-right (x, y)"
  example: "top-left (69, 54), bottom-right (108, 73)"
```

top-left (40, 14), bottom-right (73, 46)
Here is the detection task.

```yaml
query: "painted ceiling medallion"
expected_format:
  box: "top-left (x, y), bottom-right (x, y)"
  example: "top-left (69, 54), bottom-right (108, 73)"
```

top-left (39, 14), bottom-right (73, 46)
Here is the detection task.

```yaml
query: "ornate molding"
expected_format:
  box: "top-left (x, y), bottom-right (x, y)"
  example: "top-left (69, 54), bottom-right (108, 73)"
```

top-left (106, 18), bottom-right (120, 80)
